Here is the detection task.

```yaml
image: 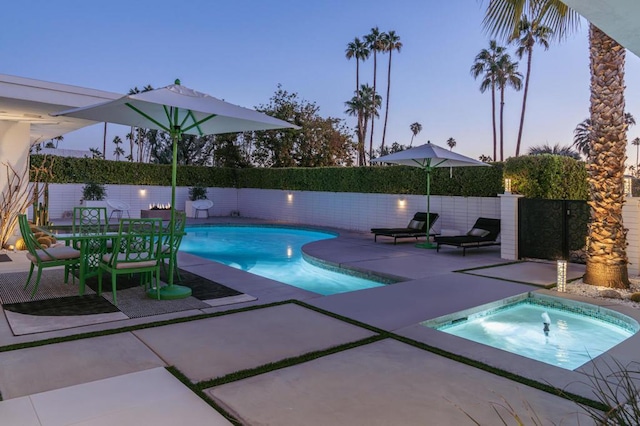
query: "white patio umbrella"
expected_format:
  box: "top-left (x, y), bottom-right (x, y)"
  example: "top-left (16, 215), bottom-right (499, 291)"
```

top-left (371, 142), bottom-right (489, 248)
top-left (53, 80), bottom-right (299, 299)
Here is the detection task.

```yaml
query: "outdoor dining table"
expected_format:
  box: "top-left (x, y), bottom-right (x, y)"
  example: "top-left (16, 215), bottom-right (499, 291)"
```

top-left (49, 230), bottom-right (120, 295)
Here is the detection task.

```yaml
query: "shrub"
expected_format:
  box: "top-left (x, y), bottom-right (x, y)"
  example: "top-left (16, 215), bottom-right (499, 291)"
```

top-left (82, 182), bottom-right (107, 201)
top-left (629, 292), bottom-right (640, 303)
top-left (188, 186), bottom-right (208, 201)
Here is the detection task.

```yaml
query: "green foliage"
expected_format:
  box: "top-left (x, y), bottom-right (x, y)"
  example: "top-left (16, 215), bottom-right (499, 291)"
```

top-left (503, 155), bottom-right (588, 199)
top-left (81, 182), bottom-right (107, 201)
top-left (188, 186), bottom-right (208, 201)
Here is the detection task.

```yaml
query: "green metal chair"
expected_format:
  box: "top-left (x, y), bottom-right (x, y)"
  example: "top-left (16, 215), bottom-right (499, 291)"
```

top-left (97, 218), bottom-right (163, 306)
top-left (18, 214), bottom-right (81, 298)
top-left (72, 207), bottom-right (109, 236)
top-left (160, 211), bottom-right (187, 283)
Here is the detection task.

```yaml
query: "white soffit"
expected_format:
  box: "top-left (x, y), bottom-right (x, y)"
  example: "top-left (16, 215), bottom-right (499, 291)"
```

top-left (561, 0), bottom-right (640, 58)
top-left (0, 74), bottom-right (121, 143)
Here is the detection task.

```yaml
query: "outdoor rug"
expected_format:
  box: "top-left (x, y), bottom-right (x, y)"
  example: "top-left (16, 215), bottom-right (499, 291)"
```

top-left (0, 269), bottom-right (256, 336)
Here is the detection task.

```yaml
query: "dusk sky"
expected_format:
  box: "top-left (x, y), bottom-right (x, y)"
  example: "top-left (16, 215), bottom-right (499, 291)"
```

top-left (4, 1), bottom-right (640, 164)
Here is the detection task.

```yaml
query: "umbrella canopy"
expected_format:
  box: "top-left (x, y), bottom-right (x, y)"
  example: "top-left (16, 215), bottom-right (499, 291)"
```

top-left (371, 142), bottom-right (489, 248)
top-left (53, 80), bottom-right (298, 298)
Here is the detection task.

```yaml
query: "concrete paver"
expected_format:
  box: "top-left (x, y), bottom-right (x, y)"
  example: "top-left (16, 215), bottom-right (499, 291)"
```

top-left (0, 333), bottom-right (166, 399)
top-left (208, 339), bottom-right (588, 426)
top-left (133, 303), bottom-right (377, 382)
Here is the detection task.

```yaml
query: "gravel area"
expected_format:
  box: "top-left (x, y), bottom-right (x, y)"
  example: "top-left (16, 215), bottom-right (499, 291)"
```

top-left (557, 276), bottom-right (640, 309)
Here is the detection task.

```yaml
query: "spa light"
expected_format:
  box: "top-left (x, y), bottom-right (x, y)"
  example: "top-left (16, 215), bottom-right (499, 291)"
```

top-left (504, 178), bottom-right (512, 194)
top-left (556, 260), bottom-right (567, 292)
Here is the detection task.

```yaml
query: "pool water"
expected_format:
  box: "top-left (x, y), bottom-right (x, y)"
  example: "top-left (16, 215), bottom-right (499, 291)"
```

top-left (180, 226), bottom-right (386, 295)
top-left (427, 296), bottom-right (637, 370)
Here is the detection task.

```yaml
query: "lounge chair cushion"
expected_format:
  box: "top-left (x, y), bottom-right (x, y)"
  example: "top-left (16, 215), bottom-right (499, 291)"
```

top-left (408, 220), bottom-right (425, 230)
top-left (467, 228), bottom-right (490, 238)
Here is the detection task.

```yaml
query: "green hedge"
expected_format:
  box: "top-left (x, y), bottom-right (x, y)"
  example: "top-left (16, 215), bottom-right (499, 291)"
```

top-left (32, 154), bottom-right (590, 199)
top-left (503, 155), bottom-right (588, 200)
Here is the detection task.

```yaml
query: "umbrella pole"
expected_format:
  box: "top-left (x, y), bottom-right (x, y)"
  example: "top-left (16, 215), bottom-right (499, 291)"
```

top-left (416, 166), bottom-right (436, 249)
top-left (148, 123), bottom-right (192, 300)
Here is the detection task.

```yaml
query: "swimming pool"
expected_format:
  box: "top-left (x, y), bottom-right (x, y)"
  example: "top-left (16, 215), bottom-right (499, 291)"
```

top-left (422, 293), bottom-right (638, 370)
top-left (180, 225), bottom-right (386, 295)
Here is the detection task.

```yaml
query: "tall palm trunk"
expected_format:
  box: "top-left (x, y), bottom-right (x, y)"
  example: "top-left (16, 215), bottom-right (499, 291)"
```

top-left (356, 59), bottom-right (364, 166)
top-left (369, 52), bottom-right (377, 163)
top-left (381, 50), bottom-right (392, 152)
top-left (499, 85), bottom-right (505, 161)
top-left (515, 46), bottom-right (533, 157)
top-left (491, 81), bottom-right (497, 161)
top-left (102, 123), bottom-right (107, 159)
top-left (583, 24), bottom-right (629, 289)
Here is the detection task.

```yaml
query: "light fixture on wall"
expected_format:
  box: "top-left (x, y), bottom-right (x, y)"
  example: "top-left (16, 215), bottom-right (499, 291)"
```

top-left (398, 196), bottom-right (406, 209)
top-left (504, 178), bottom-right (512, 194)
top-left (139, 188), bottom-right (147, 197)
top-left (287, 192), bottom-right (293, 203)
top-left (556, 259), bottom-right (567, 292)
top-left (624, 176), bottom-right (632, 197)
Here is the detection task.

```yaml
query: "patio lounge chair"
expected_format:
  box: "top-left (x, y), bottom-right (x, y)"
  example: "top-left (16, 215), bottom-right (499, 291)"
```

top-left (434, 217), bottom-right (501, 256)
top-left (371, 212), bottom-right (439, 244)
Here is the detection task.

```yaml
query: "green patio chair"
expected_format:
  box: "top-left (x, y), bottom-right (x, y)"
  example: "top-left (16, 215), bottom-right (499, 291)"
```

top-left (18, 214), bottom-right (81, 298)
top-left (97, 218), bottom-right (163, 306)
top-left (160, 211), bottom-right (186, 283)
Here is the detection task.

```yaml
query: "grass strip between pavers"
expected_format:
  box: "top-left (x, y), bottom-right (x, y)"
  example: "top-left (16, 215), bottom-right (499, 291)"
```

top-left (166, 366), bottom-right (243, 426)
top-left (0, 298), bottom-right (607, 412)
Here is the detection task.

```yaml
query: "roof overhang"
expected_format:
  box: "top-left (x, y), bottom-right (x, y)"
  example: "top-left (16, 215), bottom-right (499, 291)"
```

top-left (561, 0), bottom-right (640, 58)
top-left (0, 73), bottom-right (121, 143)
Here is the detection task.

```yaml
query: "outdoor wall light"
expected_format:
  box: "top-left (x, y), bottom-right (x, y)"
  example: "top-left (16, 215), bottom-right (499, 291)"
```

top-left (556, 259), bottom-right (567, 292)
top-left (287, 192), bottom-right (293, 203)
top-left (624, 176), bottom-right (632, 197)
top-left (504, 178), bottom-right (512, 194)
top-left (139, 189), bottom-right (147, 197)
top-left (398, 196), bottom-right (406, 208)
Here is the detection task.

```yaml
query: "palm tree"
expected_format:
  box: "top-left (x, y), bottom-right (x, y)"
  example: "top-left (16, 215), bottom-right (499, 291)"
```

top-left (345, 84), bottom-right (381, 165)
top-left (495, 53), bottom-right (522, 161)
top-left (527, 143), bottom-right (580, 159)
top-left (102, 122), bottom-right (108, 160)
top-left (483, 0), bottom-right (629, 288)
top-left (632, 137), bottom-right (640, 174)
top-left (572, 118), bottom-right (591, 158)
top-left (112, 136), bottom-right (124, 161)
top-left (380, 30), bottom-right (402, 152)
top-left (511, 14), bottom-right (552, 156)
top-left (479, 154), bottom-right (493, 162)
top-left (471, 40), bottom-right (506, 161)
top-left (345, 37), bottom-right (370, 94)
top-left (345, 37), bottom-right (370, 163)
top-left (446, 137), bottom-right (457, 150)
top-left (365, 27), bottom-right (385, 161)
top-left (409, 122), bottom-right (422, 147)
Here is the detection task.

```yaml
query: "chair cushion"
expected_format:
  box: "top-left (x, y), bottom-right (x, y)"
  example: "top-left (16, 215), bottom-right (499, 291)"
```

top-left (467, 228), bottom-right (490, 238)
top-left (102, 253), bottom-right (158, 269)
top-left (27, 246), bottom-right (81, 262)
top-left (408, 220), bottom-right (425, 230)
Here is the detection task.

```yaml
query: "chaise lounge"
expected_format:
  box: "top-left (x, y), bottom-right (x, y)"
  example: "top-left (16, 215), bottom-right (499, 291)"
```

top-left (434, 217), bottom-right (500, 256)
top-left (371, 212), bottom-right (439, 244)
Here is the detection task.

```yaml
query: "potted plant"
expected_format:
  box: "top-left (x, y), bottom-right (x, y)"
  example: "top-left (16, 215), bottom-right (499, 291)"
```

top-left (82, 182), bottom-right (108, 208)
top-left (186, 186), bottom-right (208, 218)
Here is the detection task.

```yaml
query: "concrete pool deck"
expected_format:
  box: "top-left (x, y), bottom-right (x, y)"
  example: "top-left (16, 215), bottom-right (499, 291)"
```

top-left (0, 217), bottom-right (636, 424)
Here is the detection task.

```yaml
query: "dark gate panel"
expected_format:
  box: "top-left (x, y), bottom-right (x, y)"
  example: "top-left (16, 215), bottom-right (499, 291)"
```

top-left (518, 199), bottom-right (588, 263)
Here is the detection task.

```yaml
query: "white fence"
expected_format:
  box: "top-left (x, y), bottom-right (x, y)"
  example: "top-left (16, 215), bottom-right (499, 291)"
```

top-left (42, 184), bottom-right (501, 235)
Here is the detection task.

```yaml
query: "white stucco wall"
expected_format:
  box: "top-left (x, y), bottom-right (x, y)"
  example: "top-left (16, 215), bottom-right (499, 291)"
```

top-left (0, 121), bottom-right (31, 212)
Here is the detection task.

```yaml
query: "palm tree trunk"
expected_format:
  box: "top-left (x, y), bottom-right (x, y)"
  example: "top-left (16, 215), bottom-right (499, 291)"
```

top-left (499, 86), bottom-right (505, 162)
top-left (583, 24), bottom-right (629, 289)
top-left (381, 50), bottom-right (392, 152)
top-left (356, 60), bottom-right (364, 166)
top-left (636, 143), bottom-right (638, 174)
top-left (515, 48), bottom-right (533, 157)
top-left (102, 123), bottom-right (107, 159)
top-left (369, 52), bottom-right (377, 164)
top-left (491, 81), bottom-right (497, 161)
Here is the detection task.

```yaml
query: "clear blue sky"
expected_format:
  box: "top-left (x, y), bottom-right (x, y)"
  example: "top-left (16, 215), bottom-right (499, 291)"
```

top-left (4, 0), bottom-right (640, 163)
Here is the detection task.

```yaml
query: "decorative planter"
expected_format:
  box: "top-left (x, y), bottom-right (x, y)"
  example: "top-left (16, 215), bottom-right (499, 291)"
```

top-left (140, 209), bottom-right (183, 220)
top-left (185, 200), bottom-right (196, 218)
